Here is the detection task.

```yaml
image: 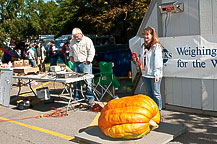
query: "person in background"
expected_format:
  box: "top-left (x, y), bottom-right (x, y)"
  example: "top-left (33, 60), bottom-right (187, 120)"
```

top-left (69, 28), bottom-right (95, 104)
top-left (62, 36), bottom-right (72, 65)
top-left (35, 41), bottom-right (41, 66)
top-left (133, 26), bottom-right (163, 113)
top-left (49, 40), bottom-right (59, 66)
top-left (35, 41), bottom-right (46, 71)
top-left (27, 44), bottom-right (37, 67)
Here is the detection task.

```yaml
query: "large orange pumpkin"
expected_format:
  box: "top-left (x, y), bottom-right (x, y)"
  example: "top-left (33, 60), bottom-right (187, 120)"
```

top-left (98, 94), bottom-right (160, 139)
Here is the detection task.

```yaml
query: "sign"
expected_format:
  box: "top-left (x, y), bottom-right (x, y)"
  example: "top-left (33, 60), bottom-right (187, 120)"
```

top-left (160, 35), bottom-right (217, 79)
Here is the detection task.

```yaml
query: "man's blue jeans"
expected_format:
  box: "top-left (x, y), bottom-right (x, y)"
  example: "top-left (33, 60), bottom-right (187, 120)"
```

top-left (73, 62), bottom-right (95, 101)
top-left (142, 77), bottom-right (162, 111)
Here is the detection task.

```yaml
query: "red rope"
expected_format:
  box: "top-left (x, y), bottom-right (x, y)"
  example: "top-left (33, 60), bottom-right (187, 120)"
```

top-left (36, 107), bottom-right (68, 118)
top-left (0, 107), bottom-right (68, 122)
top-left (0, 104), bottom-right (102, 122)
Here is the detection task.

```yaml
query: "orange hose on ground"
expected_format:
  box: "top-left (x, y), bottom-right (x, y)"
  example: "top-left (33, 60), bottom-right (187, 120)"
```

top-left (132, 52), bottom-right (145, 71)
top-left (0, 107), bottom-right (69, 122)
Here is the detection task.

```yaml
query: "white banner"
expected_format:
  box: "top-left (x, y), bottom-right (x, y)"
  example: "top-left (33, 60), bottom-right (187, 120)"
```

top-left (160, 35), bottom-right (217, 79)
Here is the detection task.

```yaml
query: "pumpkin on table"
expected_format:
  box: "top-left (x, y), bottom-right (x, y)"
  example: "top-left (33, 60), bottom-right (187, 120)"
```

top-left (98, 94), bottom-right (160, 139)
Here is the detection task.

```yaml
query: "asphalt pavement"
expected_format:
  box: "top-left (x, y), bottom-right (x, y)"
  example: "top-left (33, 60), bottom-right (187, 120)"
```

top-left (0, 78), bottom-right (217, 144)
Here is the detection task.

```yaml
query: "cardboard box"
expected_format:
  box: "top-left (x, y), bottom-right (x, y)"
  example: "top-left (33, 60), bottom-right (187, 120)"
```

top-left (19, 60), bottom-right (23, 66)
top-left (13, 60), bottom-right (28, 67)
top-left (23, 60), bottom-right (29, 66)
top-left (13, 61), bottom-right (22, 67)
top-left (13, 67), bottom-right (39, 74)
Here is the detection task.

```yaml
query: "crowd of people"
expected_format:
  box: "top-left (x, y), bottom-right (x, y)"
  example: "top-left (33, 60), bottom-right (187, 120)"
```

top-left (23, 36), bottom-right (72, 71)
top-left (25, 41), bottom-right (46, 71)
top-left (22, 26), bottom-right (164, 113)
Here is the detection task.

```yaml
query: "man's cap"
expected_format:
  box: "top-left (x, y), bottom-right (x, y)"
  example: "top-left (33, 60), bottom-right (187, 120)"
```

top-left (36, 41), bottom-right (40, 44)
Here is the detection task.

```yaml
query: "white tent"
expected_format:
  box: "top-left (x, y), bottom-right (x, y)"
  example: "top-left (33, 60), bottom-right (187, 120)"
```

top-left (129, 0), bottom-right (217, 115)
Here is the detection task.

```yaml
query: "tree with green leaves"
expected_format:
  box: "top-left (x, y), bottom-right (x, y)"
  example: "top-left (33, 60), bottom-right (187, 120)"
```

top-left (55, 0), bottom-right (150, 43)
top-left (0, 0), bottom-right (150, 46)
top-left (0, 0), bottom-right (26, 46)
top-left (0, 0), bottom-right (59, 47)
top-left (37, 0), bottom-right (60, 35)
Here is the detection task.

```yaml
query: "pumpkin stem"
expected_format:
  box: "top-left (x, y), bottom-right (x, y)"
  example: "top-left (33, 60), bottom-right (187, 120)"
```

top-left (149, 120), bottom-right (159, 130)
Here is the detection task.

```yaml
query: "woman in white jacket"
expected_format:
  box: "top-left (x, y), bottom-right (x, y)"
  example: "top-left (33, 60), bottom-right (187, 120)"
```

top-left (137, 26), bottom-right (163, 112)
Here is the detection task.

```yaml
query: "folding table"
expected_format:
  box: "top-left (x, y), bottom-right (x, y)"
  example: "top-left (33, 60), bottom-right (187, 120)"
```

top-left (13, 72), bottom-right (94, 112)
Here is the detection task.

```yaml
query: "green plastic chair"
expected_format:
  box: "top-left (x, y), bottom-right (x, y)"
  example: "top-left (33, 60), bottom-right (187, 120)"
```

top-left (93, 61), bottom-right (120, 101)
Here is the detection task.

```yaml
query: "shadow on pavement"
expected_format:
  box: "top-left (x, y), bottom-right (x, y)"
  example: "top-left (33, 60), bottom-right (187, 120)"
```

top-left (163, 110), bottom-right (217, 144)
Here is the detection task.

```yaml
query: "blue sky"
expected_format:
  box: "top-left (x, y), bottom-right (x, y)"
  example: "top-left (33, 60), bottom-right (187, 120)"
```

top-left (43, 0), bottom-right (53, 2)
top-left (43, 0), bottom-right (57, 3)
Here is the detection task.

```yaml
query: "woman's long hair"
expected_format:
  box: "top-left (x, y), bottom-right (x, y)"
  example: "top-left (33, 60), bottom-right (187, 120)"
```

top-left (143, 26), bottom-right (163, 50)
